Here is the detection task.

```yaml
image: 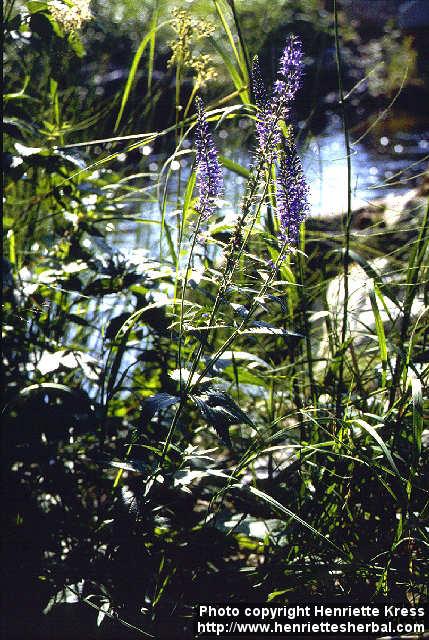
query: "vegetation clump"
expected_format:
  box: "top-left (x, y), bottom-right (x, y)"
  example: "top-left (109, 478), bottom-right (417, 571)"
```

top-left (2, 1), bottom-right (428, 638)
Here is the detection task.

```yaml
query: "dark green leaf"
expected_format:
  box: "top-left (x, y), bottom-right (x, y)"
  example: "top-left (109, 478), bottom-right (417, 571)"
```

top-left (191, 386), bottom-right (253, 447)
top-left (141, 393), bottom-right (180, 425)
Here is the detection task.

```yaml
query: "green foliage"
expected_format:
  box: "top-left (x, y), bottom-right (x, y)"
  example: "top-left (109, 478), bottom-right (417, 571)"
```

top-left (2, 1), bottom-right (428, 638)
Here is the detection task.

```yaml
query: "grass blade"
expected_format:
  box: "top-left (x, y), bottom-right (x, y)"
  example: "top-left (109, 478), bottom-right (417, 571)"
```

top-left (244, 485), bottom-right (348, 557)
top-left (368, 282), bottom-right (388, 388)
top-left (410, 373), bottom-right (423, 465)
top-left (219, 154), bottom-right (249, 179)
top-left (114, 19), bottom-right (168, 132)
top-left (353, 418), bottom-right (401, 477)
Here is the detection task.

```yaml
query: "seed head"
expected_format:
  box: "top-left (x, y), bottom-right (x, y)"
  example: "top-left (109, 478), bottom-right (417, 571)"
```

top-left (48, 0), bottom-right (91, 32)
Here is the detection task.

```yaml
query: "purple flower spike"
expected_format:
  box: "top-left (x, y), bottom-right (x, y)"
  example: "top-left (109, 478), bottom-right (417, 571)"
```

top-left (251, 55), bottom-right (267, 109)
top-left (251, 36), bottom-right (308, 246)
top-left (273, 35), bottom-right (304, 110)
top-left (255, 35), bottom-right (304, 161)
top-left (194, 97), bottom-right (223, 219)
top-left (276, 139), bottom-right (310, 246)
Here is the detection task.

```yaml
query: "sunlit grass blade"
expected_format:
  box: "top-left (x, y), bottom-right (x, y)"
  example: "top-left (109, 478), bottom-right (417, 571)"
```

top-left (219, 154), bottom-right (249, 179)
top-left (174, 169), bottom-right (196, 300)
top-left (410, 373), bottom-right (423, 465)
top-left (114, 19), bottom-right (168, 132)
top-left (147, 2), bottom-right (159, 93)
top-left (244, 485), bottom-right (349, 557)
top-left (368, 282), bottom-right (388, 387)
top-left (213, 0), bottom-right (249, 88)
top-left (352, 418), bottom-right (401, 478)
top-left (209, 35), bottom-right (249, 104)
top-left (164, 220), bottom-right (177, 267)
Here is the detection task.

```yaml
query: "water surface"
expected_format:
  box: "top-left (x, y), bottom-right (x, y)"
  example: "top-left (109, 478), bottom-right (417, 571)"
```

top-left (110, 122), bottom-right (428, 252)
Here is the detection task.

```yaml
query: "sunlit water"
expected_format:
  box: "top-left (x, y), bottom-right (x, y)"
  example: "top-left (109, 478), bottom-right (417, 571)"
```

top-left (304, 121), bottom-right (428, 216)
top-left (110, 123), bottom-right (428, 252)
top-left (66, 123), bottom-right (428, 388)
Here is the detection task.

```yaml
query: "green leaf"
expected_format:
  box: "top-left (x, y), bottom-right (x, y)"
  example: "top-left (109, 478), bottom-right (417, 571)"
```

top-left (211, 0), bottom-right (249, 103)
top-left (141, 393), bottom-right (180, 425)
top-left (182, 170), bottom-right (196, 224)
top-left (218, 154), bottom-right (249, 178)
top-left (208, 35), bottom-right (249, 103)
top-left (368, 282), bottom-right (388, 387)
top-left (147, 4), bottom-right (159, 92)
top-left (241, 486), bottom-right (348, 557)
top-left (99, 459), bottom-right (152, 474)
top-left (19, 382), bottom-right (82, 399)
top-left (43, 582), bottom-right (84, 615)
top-left (27, 1), bottom-right (48, 13)
top-left (240, 323), bottom-right (303, 338)
top-left (410, 374), bottom-right (423, 464)
top-left (191, 386), bottom-right (253, 447)
top-left (114, 20), bottom-right (168, 132)
top-left (353, 418), bottom-right (401, 477)
top-left (68, 30), bottom-right (85, 58)
top-left (96, 599), bottom-right (110, 628)
top-left (163, 221), bottom-right (177, 267)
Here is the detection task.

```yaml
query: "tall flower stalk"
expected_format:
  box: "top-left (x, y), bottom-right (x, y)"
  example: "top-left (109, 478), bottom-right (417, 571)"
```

top-left (166, 97), bottom-right (223, 462)
top-left (194, 97), bottom-right (223, 220)
top-left (178, 97), bottom-right (222, 341)
top-left (252, 35), bottom-right (309, 248)
top-left (164, 38), bottom-right (308, 465)
top-left (192, 37), bottom-right (308, 384)
top-left (215, 35), bottom-right (307, 315)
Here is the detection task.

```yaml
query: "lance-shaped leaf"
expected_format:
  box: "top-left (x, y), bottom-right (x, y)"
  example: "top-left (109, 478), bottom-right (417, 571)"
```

top-left (191, 385), bottom-right (253, 447)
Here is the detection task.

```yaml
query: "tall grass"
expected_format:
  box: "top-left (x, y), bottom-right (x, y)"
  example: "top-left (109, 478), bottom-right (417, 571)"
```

top-left (2, 0), bottom-right (428, 637)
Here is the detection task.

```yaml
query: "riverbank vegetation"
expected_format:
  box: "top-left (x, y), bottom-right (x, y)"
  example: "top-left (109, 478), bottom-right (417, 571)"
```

top-left (2, 1), bottom-right (428, 638)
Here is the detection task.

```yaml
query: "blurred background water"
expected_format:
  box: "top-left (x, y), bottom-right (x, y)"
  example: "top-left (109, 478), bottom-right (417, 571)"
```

top-left (57, 0), bottom-right (428, 251)
top-left (109, 122), bottom-right (428, 252)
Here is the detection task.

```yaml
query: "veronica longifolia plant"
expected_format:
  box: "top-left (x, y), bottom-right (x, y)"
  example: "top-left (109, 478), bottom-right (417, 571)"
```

top-left (194, 97), bottom-right (223, 220)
